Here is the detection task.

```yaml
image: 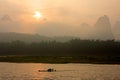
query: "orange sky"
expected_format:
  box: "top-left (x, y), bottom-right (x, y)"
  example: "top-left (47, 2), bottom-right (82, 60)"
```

top-left (0, 0), bottom-right (120, 35)
top-left (1, 0), bottom-right (120, 23)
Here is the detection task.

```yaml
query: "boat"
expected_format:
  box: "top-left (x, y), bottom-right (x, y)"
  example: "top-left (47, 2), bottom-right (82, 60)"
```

top-left (38, 68), bottom-right (56, 72)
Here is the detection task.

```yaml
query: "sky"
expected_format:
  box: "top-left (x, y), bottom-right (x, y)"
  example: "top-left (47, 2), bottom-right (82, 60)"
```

top-left (0, 0), bottom-right (120, 38)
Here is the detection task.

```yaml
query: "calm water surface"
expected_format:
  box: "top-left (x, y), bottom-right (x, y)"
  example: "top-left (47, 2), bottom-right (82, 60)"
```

top-left (0, 63), bottom-right (120, 80)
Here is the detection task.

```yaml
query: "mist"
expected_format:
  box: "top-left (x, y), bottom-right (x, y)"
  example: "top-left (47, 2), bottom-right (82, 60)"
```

top-left (0, 0), bottom-right (120, 40)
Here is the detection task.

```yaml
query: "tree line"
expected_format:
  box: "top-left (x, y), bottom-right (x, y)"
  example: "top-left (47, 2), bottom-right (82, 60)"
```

top-left (0, 39), bottom-right (120, 57)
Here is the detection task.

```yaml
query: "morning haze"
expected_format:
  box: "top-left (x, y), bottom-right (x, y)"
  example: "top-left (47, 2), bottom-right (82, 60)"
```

top-left (1, 1), bottom-right (120, 80)
top-left (0, 0), bottom-right (120, 40)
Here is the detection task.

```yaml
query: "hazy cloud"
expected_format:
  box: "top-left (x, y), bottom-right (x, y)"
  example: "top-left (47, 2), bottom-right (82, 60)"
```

top-left (0, 0), bottom-right (119, 39)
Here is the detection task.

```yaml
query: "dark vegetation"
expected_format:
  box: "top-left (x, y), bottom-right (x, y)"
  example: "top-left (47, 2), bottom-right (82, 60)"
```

top-left (0, 39), bottom-right (120, 64)
top-left (0, 56), bottom-right (120, 64)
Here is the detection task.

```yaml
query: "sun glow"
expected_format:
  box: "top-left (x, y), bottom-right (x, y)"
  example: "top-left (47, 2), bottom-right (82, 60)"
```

top-left (33, 11), bottom-right (42, 19)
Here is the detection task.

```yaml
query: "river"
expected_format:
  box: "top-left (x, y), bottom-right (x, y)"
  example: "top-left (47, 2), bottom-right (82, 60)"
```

top-left (0, 63), bottom-right (120, 80)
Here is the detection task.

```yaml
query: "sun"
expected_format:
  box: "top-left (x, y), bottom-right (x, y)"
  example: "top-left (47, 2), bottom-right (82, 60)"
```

top-left (33, 11), bottom-right (42, 19)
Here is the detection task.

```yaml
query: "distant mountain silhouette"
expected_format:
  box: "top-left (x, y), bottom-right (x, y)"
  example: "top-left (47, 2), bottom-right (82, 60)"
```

top-left (113, 21), bottom-right (120, 40)
top-left (94, 15), bottom-right (114, 40)
top-left (1, 15), bottom-right (12, 22)
top-left (0, 15), bottom-right (117, 40)
top-left (0, 32), bottom-right (75, 43)
top-left (76, 23), bottom-right (93, 39)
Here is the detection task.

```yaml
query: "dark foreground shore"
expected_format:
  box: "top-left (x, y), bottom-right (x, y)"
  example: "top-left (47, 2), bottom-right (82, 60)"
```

top-left (0, 56), bottom-right (120, 64)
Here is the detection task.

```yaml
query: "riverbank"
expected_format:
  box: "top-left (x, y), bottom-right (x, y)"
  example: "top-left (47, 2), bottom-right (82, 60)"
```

top-left (0, 56), bottom-right (120, 64)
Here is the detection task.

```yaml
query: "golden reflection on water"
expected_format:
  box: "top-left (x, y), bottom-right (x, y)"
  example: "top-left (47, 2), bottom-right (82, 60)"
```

top-left (0, 63), bottom-right (49, 80)
top-left (21, 63), bottom-right (47, 80)
top-left (0, 63), bottom-right (120, 80)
